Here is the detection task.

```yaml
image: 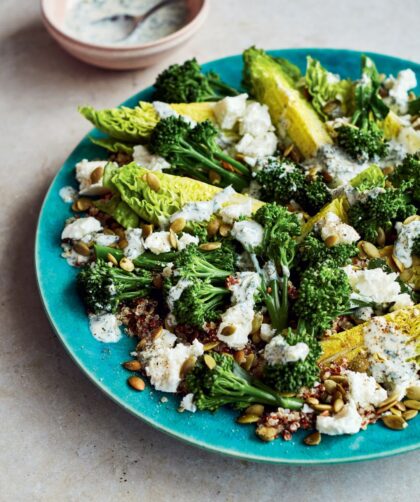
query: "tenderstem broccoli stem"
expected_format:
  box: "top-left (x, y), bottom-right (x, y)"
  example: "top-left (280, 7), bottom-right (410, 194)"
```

top-left (212, 150), bottom-right (251, 177)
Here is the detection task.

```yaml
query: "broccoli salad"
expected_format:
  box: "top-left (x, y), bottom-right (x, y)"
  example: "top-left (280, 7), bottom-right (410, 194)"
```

top-left (59, 48), bottom-right (420, 445)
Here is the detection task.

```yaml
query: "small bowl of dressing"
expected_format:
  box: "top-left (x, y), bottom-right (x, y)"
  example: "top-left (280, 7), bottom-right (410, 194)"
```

top-left (41, 0), bottom-right (209, 70)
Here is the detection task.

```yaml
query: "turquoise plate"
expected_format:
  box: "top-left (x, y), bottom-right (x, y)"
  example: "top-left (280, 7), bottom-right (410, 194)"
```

top-left (35, 49), bottom-right (420, 464)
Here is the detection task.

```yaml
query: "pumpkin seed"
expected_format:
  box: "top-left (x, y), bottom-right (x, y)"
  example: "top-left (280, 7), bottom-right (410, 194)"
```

top-left (90, 166), bottom-right (104, 184)
top-left (376, 227), bottom-right (386, 247)
top-left (330, 375), bottom-right (348, 384)
top-left (382, 415), bottom-right (407, 430)
top-left (151, 326), bottom-right (163, 340)
top-left (402, 410), bottom-right (418, 421)
top-left (107, 253), bottom-right (118, 266)
top-left (237, 414), bottom-right (260, 424)
top-left (390, 407), bottom-right (403, 417)
top-left (392, 254), bottom-right (404, 272)
top-left (209, 170), bottom-right (221, 185)
top-left (219, 223), bottom-right (232, 237)
top-left (403, 400), bottom-right (420, 411)
top-left (357, 241), bottom-right (368, 259)
top-left (180, 355), bottom-right (197, 377)
top-left (204, 354), bottom-right (216, 370)
top-left (123, 360), bottom-right (141, 371)
top-left (170, 218), bottom-right (186, 234)
top-left (169, 229), bottom-right (178, 249)
top-left (325, 234), bottom-right (339, 248)
top-left (141, 224), bottom-right (153, 238)
top-left (361, 241), bottom-right (380, 258)
top-left (333, 398), bottom-right (344, 414)
top-left (283, 144), bottom-right (294, 157)
top-left (382, 166), bottom-right (394, 176)
top-left (399, 268), bottom-right (413, 283)
top-left (146, 172), bottom-right (160, 192)
top-left (119, 257), bottom-right (134, 272)
top-left (103, 228), bottom-right (115, 235)
top-left (312, 403), bottom-right (332, 412)
top-left (136, 338), bottom-right (148, 351)
top-left (203, 341), bottom-right (219, 351)
top-left (251, 312), bottom-right (263, 334)
top-left (128, 376), bottom-right (145, 391)
top-left (243, 353), bottom-right (255, 371)
top-left (279, 392), bottom-right (296, 398)
top-left (73, 241), bottom-right (91, 256)
top-left (394, 402), bottom-right (407, 412)
top-left (75, 197), bottom-right (92, 212)
top-left (207, 218), bottom-right (220, 237)
top-left (376, 393), bottom-right (399, 413)
top-left (304, 431), bottom-right (321, 446)
top-left (324, 379), bottom-right (337, 394)
top-left (221, 325), bottom-right (236, 336)
top-left (234, 350), bottom-right (246, 365)
top-left (403, 215), bottom-right (420, 225)
top-left (245, 404), bottom-right (264, 417)
top-left (406, 386), bottom-right (420, 401)
top-left (199, 242), bottom-right (222, 251)
top-left (256, 426), bottom-right (277, 442)
top-left (306, 397), bottom-right (319, 406)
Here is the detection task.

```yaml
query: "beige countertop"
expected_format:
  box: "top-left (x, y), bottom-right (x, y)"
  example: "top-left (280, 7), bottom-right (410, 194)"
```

top-left (0, 0), bottom-right (419, 500)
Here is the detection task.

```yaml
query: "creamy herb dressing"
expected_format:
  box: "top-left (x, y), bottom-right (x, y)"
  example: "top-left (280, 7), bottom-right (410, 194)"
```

top-left (394, 220), bottom-right (420, 268)
top-left (89, 312), bottom-right (122, 343)
top-left (65, 0), bottom-right (188, 46)
top-left (59, 186), bottom-right (78, 203)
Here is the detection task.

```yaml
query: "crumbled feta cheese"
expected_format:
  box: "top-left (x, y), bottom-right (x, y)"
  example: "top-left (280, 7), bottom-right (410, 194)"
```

top-left (176, 233), bottom-right (200, 251)
top-left (239, 102), bottom-right (273, 137)
top-left (394, 220), bottom-right (420, 268)
top-left (247, 180), bottom-right (262, 199)
top-left (235, 132), bottom-right (278, 158)
top-left (386, 69), bottom-right (417, 113)
top-left (61, 217), bottom-right (102, 240)
top-left (231, 220), bottom-right (264, 249)
top-left (75, 159), bottom-right (109, 196)
top-left (59, 185), bottom-right (77, 203)
top-left (316, 399), bottom-right (362, 435)
top-left (344, 186), bottom-right (386, 206)
top-left (179, 393), bottom-right (197, 413)
top-left (260, 323), bottom-right (276, 342)
top-left (316, 145), bottom-right (368, 185)
top-left (229, 272), bottom-right (261, 304)
top-left (132, 145), bottom-right (170, 172)
top-left (124, 228), bottom-right (145, 259)
top-left (94, 233), bottom-right (119, 247)
top-left (144, 231), bottom-right (172, 254)
top-left (354, 306), bottom-right (374, 322)
top-left (263, 334), bottom-right (310, 365)
top-left (166, 278), bottom-right (191, 312)
top-left (263, 260), bottom-right (278, 283)
top-left (315, 212), bottom-right (360, 244)
top-left (364, 316), bottom-right (419, 399)
top-left (152, 101), bottom-right (196, 126)
top-left (396, 125), bottom-right (420, 154)
top-left (61, 243), bottom-right (90, 267)
top-left (345, 370), bottom-right (387, 408)
top-left (218, 199), bottom-right (253, 224)
top-left (391, 293), bottom-right (415, 311)
top-left (88, 313), bottom-right (122, 343)
top-left (139, 330), bottom-right (204, 393)
top-left (217, 302), bottom-right (254, 349)
top-left (213, 93), bottom-right (248, 130)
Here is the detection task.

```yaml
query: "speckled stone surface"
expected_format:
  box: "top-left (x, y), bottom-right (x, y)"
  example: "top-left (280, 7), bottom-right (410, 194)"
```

top-left (0, 0), bottom-right (419, 500)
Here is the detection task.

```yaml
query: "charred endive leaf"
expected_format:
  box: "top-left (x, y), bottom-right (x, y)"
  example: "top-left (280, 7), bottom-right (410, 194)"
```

top-left (89, 136), bottom-right (134, 155)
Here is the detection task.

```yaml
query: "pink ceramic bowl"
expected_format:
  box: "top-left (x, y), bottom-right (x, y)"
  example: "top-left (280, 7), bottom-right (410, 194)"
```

top-left (41, 0), bottom-right (209, 70)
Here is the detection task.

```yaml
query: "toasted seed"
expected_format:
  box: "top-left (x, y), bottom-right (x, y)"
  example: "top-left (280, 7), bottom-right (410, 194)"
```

top-left (312, 404), bottom-right (333, 412)
top-left (382, 415), bottom-right (408, 430)
top-left (203, 341), bottom-right (219, 352)
top-left (151, 326), bottom-right (163, 340)
top-left (219, 223), bottom-right (232, 237)
top-left (207, 218), bottom-right (220, 237)
top-left (75, 197), bottom-right (92, 212)
top-left (118, 238), bottom-right (128, 249)
top-left (204, 354), bottom-right (216, 370)
top-left (119, 257), bottom-right (134, 272)
top-left (199, 242), bottom-right (222, 251)
top-left (390, 407), bottom-right (402, 417)
top-left (256, 426), bottom-right (277, 442)
top-left (403, 400), bottom-right (420, 411)
top-left (378, 393), bottom-right (400, 409)
top-left (103, 228), bottom-right (115, 235)
top-left (376, 227), bottom-right (386, 247)
top-left (251, 312), bottom-right (264, 334)
top-left (243, 353), bottom-right (255, 371)
top-left (283, 144), bottom-right (294, 157)
top-left (234, 350), bottom-right (246, 365)
top-left (128, 376), bottom-right (145, 391)
top-left (73, 241), bottom-right (91, 256)
top-left (325, 234), bottom-right (339, 248)
top-left (237, 414), bottom-right (260, 424)
top-left (221, 325), bottom-right (236, 336)
top-left (209, 170), bottom-right (222, 185)
top-left (333, 398), bottom-right (344, 414)
top-left (90, 166), bottom-right (104, 184)
top-left (306, 397), bottom-right (319, 406)
top-left (402, 410), bottom-right (418, 421)
top-left (382, 166), bottom-right (394, 176)
top-left (123, 360), bottom-right (141, 371)
top-left (406, 386), bottom-right (420, 401)
top-left (180, 355), bottom-right (197, 377)
top-left (361, 241), bottom-right (381, 258)
top-left (136, 338), bottom-right (148, 351)
top-left (245, 404), bottom-right (264, 417)
top-left (324, 379), bottom-right (337, 394)
top-left (107, 253), bottom-right (118, 266)
top-left (330, 375), bottom-right (348, 384)
top-left (146, 172), bottom-right (160, 192)
top-left (304, 431), bottom-right (321, 446)
top-left (169, 229), bottom-right (178, 249)
top-left (335, 383), bottom-right (347, 398)
top-left (399, 268), bottom-right (413, 283)
top-left (279, 392), bottom-right (296, 398)
top-left (394, 402), bottom-right (407, 412)
top-left (392, 254), bottom-right (404, 272)
top-left (170, 217), bottom-right (186, 234)
top-left (356, 241), bottom-right (368, 259)
top-left (403, 215), bottom-right (420, 225)
top-left (141, 224), bottom-right (153, 238)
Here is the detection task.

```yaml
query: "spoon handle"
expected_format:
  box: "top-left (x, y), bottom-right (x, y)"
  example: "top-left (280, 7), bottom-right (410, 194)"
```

top-left (133, 0), bottom-right (180, 25)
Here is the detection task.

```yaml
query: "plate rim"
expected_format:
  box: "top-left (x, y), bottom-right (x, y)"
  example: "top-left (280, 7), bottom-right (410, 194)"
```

top-left (35, 47), bottom-right (420, 465)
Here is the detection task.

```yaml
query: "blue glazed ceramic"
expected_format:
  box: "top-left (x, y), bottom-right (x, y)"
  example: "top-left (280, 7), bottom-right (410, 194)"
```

top-left (35, 49), bottom-right (420, 464)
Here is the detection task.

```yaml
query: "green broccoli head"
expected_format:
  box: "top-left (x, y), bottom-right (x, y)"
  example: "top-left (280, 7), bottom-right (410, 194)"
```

top-left (390, 154), bottom-right (420, 204)
top-left (153, 58), bottom-right (239, 103)
top-left (77, 259), bottom-right (153, 314)
top-left (263, 327), bottom-right (322, 392)
top-left (336, 122), bottom-right (389, 161)
top-left (348, 185), bottom-right (417, 242)
top-left (185, 352), bottom-right (304, 412)
top-left (303, 178), bottom-right (333, 214)
top-left (294, 264), bottom-right (351, 335)
top-left (174, 244), bottom-right (234, 281)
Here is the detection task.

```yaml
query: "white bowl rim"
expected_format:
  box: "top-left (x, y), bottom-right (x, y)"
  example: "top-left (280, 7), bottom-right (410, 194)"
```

top-left (40, 0), bottom-right (209, 52)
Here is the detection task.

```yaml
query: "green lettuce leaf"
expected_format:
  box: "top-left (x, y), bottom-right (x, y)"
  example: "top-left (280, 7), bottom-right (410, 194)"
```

top-left (79, 101), bottom-right (159, 142)
top-left (305, 56), bottom-right (353, 120)
top-left (349, 164), bottom-right (385, 191)
top-left (94, 195), bottom-right (139, 229)
top-left (89, 136), bottom-right (134, 154)
top-left (273, 57), bottom-right (302, 84)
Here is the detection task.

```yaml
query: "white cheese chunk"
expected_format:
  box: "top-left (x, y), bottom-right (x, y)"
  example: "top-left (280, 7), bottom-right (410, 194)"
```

top-left (132, 145), bottom-right (170, 172)
top-left (166, 278), bottom-right (191, 313)
top-left (260, 323), bottom-right (276, 342)
top-left (213, 93), bottom-right (248, 130)
top-left (218, 199), bottom-right (253, 224)
top-left (263, 334), bottom-right (310, 365)
top-left (315, 212), bottom-right (360, 244)
top-left (59, 186), bottom-right (77, 203)
top-left (316, 399), bottom-right (362, 436)
top-left (88, 313), bottom-right (122, 343)
top-left (124, 228), bottom-right (145, 259)
top-left (75, 159), bottom-right (109, 196)
top-left (345, 370), bottom-right (387, 408)
top-left (229, 272), bottom-right (261, 304)
top-left (386, 69), bottom-right (417, 113)
top-left (235, 132), bottom-right (278, 158)
top-left (176, 233), bottom-right (200, 251)
top-left (231, 220), bottom-right (264, 250)
top-left (61, 217), bottom-right (102, 240)
top-left (239, 102), bottom-right (273, 137)
top-left (217, 302), bottom-right (254, 349)
top-left (179, 393), bottom-right (197, 413)
top-left (94, 233), bottom-right (119, 247)
top-left (144, 231), bottom-right (172, 254)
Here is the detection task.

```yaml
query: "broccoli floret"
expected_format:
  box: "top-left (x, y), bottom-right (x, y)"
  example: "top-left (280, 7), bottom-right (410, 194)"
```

top-left (149, 116), bottom-right (250, 191)
top-left (197, 240), bottom-right (237, 272)
top-left (174, 244), bottom-right (234, 281)
top-left (337, 121), bottom-right (388, 161)
top-left (296, 233), bottom-right (358, 273)
top-left (187, 221), bottom-right (208, 242)
top-left (255, 157), bottom-right (331, 215)
top-left (294, 264), bottom-right (351, 335)
top-left (390, 154), bottom-right (420, 204)
top-left (185, 352), bottom-right (304, 411)
top-left (77, 259), bottom-right (153, 314)
top-left (172, 278), bottom-right (230, 327)
top-left (263, 326), bottom-right (322, 392)
top-left (153, 58), bottom-right (239, 103)
top-left (94, 244), bottom-right (176, 271)
top-left (251, 204), bottom-right (301, 331)
top-left (348, 185), bottom-right (416, 242)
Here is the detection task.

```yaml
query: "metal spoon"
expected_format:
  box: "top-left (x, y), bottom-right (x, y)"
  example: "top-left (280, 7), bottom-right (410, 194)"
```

top-left (92, 0), bottom-right (182, 41)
